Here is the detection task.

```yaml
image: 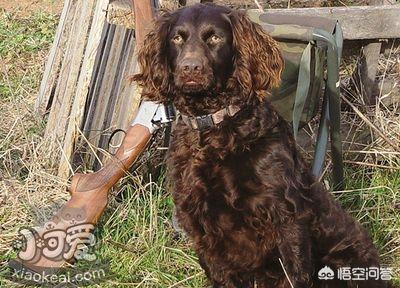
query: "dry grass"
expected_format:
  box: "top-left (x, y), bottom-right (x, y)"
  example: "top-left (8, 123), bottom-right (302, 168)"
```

top-left (341, 42), bottom-right (400, 166)
top-left (0, 4), bottom-right (399, 288)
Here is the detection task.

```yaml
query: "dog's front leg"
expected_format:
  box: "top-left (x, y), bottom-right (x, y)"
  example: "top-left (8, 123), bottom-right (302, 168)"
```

top-left (199, 255), bottom-right (251, 288)
top-left (275, 223), bottom-right (313, 288)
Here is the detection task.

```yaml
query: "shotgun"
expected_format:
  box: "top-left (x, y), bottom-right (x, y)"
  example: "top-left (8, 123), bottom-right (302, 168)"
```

top-left (9, 101), bottom-right (175, 274)
top-left (8, 0), bottom-right (160, 275)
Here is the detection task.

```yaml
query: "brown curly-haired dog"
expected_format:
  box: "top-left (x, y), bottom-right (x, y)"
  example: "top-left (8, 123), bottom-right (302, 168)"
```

top-left (133, 4), bottom-right (387, 288)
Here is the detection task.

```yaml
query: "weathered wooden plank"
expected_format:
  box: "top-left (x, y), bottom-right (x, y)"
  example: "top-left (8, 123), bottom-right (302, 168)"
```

top-left (99, 1), bottom-right (153, 156)
top-left (255, 5), bottom-right (400, 40)
top-left (35, 0), bottom-right (74, 115)
top-left (84, 25), bottom-right (127, 163)
top-left (44, 0), bottom-right (96, 174)
top-left (58, 0), bottom-right (110, 179)
top-left (97, 29), bottom-right (134, 152)
top-left (82, 24), bottom-right (115, 137)
top-left (55, 0), bottom-right (96, 135)
top-left (115, 45), bottom-right (142, 130)
top-left (83, 25), bottom-right (121, 150)
top-left (45, 0), bottom-right (87, 140)
top-left (101, 30), bottom-right (139, 154)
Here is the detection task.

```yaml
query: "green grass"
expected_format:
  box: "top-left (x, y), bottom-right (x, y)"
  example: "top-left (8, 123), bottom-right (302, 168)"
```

top-left (0, 11), bottom-right (57, 100)
top-left (340, 168), bottom-right (400, 284)
top-left (85, 174), bottom-right (207, 287)
top-left (0, 12), bottom-right (56, 55)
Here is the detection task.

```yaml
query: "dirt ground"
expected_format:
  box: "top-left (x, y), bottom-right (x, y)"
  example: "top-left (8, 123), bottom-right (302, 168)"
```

top-left (0, 0), bottom-right (63, 16)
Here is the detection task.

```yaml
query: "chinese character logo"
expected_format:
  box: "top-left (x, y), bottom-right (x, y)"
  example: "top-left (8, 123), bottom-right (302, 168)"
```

top-left (318, 266), bottom-right (335, 280)
top-left (12, 207), bottom-right (96, 264)
top-left (317, 266), bottom-right (392, 281)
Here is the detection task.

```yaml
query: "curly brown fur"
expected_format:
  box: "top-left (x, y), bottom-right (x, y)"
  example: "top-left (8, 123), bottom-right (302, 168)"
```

top-left (134, 3), bottom-right (387, 288)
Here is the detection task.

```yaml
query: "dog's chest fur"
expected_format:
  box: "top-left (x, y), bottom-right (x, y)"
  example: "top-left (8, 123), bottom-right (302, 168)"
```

top-left (167, 116), bottom-right (301, 271)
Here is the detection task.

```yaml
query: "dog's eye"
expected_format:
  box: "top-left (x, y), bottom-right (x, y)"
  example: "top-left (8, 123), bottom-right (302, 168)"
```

top-left (172, 35), bottom-right (184, 45)
top-left (207, 34), bottom-right (222, 45)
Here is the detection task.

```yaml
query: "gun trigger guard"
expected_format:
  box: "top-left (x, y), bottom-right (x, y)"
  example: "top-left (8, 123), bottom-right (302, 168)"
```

top-left (107, 129), bottom-right (127, 155)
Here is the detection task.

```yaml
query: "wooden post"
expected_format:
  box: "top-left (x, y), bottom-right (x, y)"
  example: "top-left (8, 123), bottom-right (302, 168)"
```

top-left (352, 0), bottom-right (387, 105)
top-left (251, 5), bottom-right (400, 40)
top-left (353, 42), bottom-right (382, 105)
top-left (132, 0), bottom-right (155, 48)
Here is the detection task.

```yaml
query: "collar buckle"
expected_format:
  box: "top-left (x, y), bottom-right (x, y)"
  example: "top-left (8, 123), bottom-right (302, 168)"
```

top-left (179, 105), bottom-right (241, 131)
top-left (196, 114), bottom-right (214, 130)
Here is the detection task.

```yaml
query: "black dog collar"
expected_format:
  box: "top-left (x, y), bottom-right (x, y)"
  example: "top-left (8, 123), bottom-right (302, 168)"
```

top-left (179, 105), bottom-right (241, 130)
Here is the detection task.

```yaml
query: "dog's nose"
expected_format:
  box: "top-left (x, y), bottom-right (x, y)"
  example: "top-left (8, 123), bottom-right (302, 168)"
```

top-left (180, 58), bottom-right (203, 73)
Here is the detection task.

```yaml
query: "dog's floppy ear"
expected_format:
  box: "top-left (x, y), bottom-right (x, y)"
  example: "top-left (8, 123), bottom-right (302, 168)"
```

top-left (132, 11), bottom-right (176, 102)
top-left (227, 11), bottom-right (284, 101)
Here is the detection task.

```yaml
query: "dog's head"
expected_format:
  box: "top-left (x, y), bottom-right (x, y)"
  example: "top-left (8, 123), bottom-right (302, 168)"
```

top-left (167, 4), bottom-right (233, 95)
top-left (133, 4), bottom-right (283, 111)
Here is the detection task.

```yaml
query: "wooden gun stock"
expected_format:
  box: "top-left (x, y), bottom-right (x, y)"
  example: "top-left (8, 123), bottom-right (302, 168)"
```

top-left (11, 124), bottom-right (151, 273)
top-left (67, 123), bottom-right (151, 224)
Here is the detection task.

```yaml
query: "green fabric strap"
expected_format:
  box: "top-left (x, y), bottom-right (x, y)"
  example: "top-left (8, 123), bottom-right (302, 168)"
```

top-left (292, 43), bottom-right (312, 139)
top-left (335, 22), bottom-right (343, 64)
